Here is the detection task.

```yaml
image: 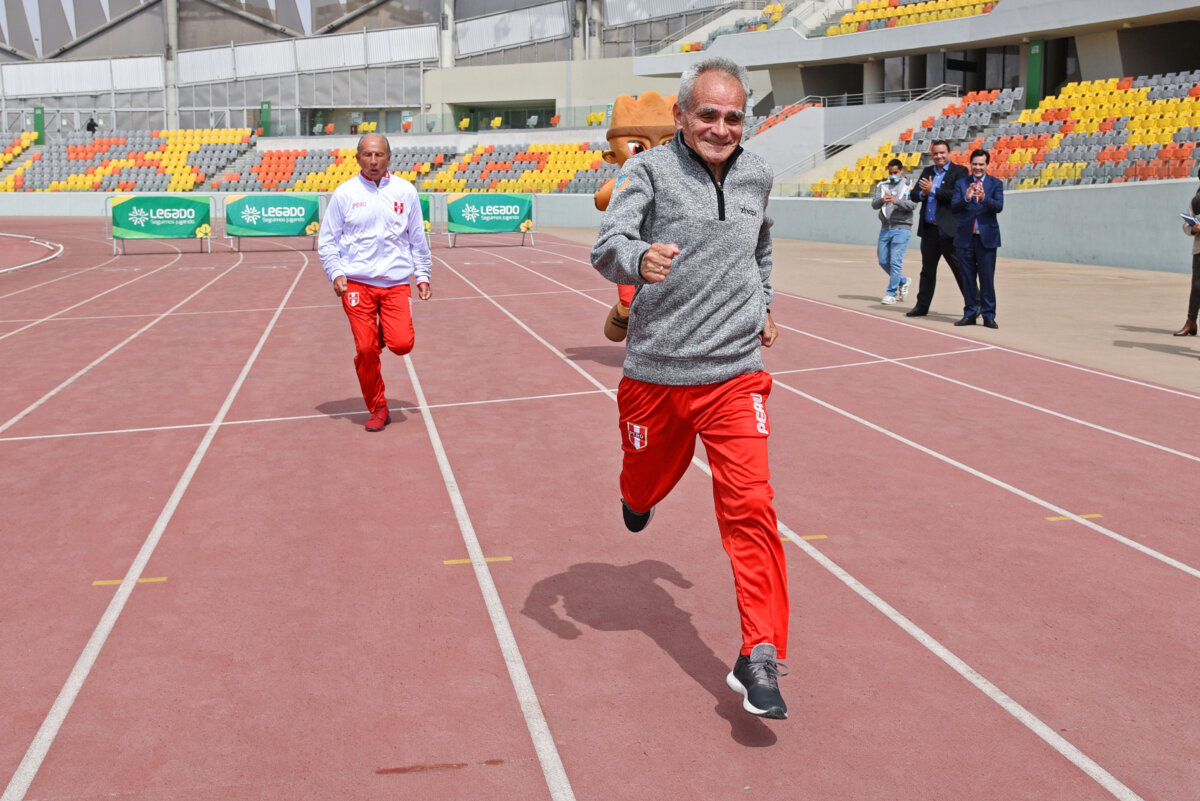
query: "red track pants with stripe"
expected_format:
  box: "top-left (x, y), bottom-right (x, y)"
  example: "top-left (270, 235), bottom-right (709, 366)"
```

top-left (618, 370), bottom-right (789, 659)
top-left (342, 280), bottom-right (414, 413)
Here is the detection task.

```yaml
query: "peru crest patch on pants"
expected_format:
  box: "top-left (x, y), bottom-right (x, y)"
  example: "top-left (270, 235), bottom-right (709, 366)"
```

top-left (627, 421), bottom-right (648, 450)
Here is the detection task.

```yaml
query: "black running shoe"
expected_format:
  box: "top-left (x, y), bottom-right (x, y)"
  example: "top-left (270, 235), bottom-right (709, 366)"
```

top-left (621, 498), bottom-right (654, 532)
top-left (726, 643), bottom-right (788, 719)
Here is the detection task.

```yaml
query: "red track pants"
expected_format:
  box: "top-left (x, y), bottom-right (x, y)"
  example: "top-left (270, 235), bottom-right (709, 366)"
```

top-left (342, 280), bottom-right (414, 413)
top-left (618, 370), bottom-right (789, 658)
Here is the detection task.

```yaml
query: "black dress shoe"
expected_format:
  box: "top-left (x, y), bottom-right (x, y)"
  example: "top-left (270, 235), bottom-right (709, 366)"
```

top-left (953, 316), bottom-right (977, 326)
top-left (983, 319), bottom-right (998, 329)
top-left (905, 308), bottom-right (928, 317)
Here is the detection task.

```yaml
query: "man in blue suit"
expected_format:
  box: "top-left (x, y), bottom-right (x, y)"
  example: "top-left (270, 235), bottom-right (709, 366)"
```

top-left (951, 149), bottom-right (1004, 329)
top-left (906, 139), bottom-right (968, 318)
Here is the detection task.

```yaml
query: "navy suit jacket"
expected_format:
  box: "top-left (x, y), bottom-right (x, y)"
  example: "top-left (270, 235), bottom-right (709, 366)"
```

top-left (951, 174), bottom-right (1003, 249)
top-left (910, 162), bottom-right (968, 239)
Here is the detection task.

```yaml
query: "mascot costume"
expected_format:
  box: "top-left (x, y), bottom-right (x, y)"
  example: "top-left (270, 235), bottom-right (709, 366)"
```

top-left (594, 91), bottom-right (677, 341)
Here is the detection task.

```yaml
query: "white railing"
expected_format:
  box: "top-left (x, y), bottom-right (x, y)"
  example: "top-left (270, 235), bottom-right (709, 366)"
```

top-left (774, 83), bottom-right (960, 180)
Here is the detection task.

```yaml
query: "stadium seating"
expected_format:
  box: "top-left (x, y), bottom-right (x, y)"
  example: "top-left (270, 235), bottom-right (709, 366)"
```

top-left (748, 101), bottom-right (821, 138)
top-left (9, 73), bottom-right (1195, 199)
top-left (825, 0), bottom-right (998, 36)
top-left (8, 128), bottom-right (254, 193)
top-left (415, 141), bottom-right (615, 194)
top-left (685, 4), bottom-right (785, 53)
top-left (814, 71), bottom-right (1200, 196)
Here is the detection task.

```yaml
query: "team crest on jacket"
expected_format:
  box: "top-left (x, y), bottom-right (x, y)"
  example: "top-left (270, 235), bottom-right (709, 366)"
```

top-left (627, 421), bottom-right (648, 450)
top-left (346, 291), bottom-right (360, 307)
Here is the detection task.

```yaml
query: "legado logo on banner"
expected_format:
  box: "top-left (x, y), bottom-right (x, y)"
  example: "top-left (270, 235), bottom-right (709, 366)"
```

top-left (225, 194), bottom-right (320, 237)
top-left (112, 195), bottom-right (211, 239)
top-left (446, 193), bottom-right (532, 234)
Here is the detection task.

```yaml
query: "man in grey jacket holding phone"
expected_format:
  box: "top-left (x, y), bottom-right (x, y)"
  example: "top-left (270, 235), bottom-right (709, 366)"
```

top-left (871, 158), bottom-right (917, 305)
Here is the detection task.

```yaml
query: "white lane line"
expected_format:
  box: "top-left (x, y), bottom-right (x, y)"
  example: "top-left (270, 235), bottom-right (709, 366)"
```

top-left (0, 233), bottom-right (64, 275)
top-left (775, 377), bottom-right (1200, 581)
top-left (0, 249), bottom-right (185, 343)
top-left (0, 254), bottom-right (244, 436)
top-left (0, 254), bottom-right (106, 295)
top-left (0, 254), bottom-right (309, 801)
top-left (779, 321), bottom-right (1200, 464)
top-left (0, 388), bottom-right (615, 443)
top-left (0, 287), bottom-right (616, 325)
top-left (403, 355), bottom-right (577, 801)
top-left (788, 293), bottom-right (1200, 400)
top-left (533, 240), bottom-right (1199, 403)
top-left (438, 246), bottom-right (1146, 801)
top-left (483, 246), bottom-right (1200, 465)
top-left (775, 517), bottom-right (1144, 801)
top-left (771, 345), bottom-right (994, 375)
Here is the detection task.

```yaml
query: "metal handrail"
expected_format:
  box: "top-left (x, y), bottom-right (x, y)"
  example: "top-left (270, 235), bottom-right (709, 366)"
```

top-left (773, 83), bottom-right (960, 180)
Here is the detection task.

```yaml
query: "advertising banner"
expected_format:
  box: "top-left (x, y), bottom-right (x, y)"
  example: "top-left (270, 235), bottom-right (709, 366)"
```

top-left (225, 194), bottom-right (320, 237)
top-left (446, 193), bottom-right (532, 234)
top-left (419, 193), bottom-right (431, 233)
top-left (112, 195), bottom-right (211, 240)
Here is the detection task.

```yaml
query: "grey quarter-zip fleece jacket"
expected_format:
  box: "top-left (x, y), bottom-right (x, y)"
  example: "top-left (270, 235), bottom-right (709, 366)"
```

top-left (591, 132), bottom-right (774, 386)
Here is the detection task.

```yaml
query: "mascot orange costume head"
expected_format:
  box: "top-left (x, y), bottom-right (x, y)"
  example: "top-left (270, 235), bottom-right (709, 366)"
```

top-left (596, 91), bottom-right (677, 341)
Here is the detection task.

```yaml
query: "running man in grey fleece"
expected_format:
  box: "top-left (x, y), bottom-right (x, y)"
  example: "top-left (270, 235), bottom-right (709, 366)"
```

top-left (591, 56), bottom-right (790, 721)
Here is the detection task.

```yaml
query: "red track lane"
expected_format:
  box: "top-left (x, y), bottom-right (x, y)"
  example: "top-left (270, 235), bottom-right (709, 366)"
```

top-left (22, 421), bottom-right (550, 799)
top-left (780, 361), bottom-right (1200, 561)
top-left (407, 250), bottom-right (1129, 799)
top-left (3, 230), bottom-right (1197, 800)
top-left (0, 236), bottom-right (56, 272)
top-left (0, 430), bottom-right (207, 776)
top-left (774, 295), bottom-right (1200, 455)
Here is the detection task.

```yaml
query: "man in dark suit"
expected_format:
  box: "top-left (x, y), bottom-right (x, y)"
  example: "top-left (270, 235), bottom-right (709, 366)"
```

top-left (906, 139), bottom-right (968, 317)
top-left (950, 149), bottom-right (1004, 329)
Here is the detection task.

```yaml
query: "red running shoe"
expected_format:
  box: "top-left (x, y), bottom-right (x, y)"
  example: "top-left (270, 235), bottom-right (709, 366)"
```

top-left (365, 405), bottom-right (391, 432)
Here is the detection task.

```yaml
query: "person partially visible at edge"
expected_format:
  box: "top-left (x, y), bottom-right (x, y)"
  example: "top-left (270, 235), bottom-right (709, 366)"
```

top-left (318, 132), bottom-right (432, 432)
top-left (590, 56), bottom-right (790, 721)
top-left (594, 91), bottom-right (678, 343)
top-left (871, 158), bottom-right (916, 305)
top-left (907, 139), bottom-right (968, 318)
top-left (950, 149), bottom-right (1004, 329)
top-left (1173, 190), bottom-right (1200, 337)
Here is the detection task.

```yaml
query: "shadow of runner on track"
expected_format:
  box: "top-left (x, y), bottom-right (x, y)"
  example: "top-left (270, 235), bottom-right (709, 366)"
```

top-left (521, 560), bottom-right (779, 746)
top-left (563, 345), bottom-right (627, 369)
top-left (316, 397), bottom-right (413, 426)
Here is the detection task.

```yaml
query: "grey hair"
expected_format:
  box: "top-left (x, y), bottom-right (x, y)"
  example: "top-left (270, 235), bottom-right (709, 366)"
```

top-left (678, 57), bottom-right (750, 111)
top-left (356, 132), bottom-right (391, 157)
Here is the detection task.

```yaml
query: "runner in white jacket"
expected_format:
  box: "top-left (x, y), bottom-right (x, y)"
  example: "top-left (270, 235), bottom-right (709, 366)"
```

top-left (318, 133), bottom-right (432, 432)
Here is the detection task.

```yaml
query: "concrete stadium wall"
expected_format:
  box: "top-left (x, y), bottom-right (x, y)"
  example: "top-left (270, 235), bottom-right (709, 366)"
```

top-left (517, 180), bottom-right (1200, 275)
top-left (2, 179), bottom-right (1195, 274)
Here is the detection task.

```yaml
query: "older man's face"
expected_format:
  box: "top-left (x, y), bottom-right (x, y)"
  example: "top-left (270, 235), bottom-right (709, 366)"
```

top-left (674, 70), bottom-right (745, 174)
top-left (356, 134), bottom-right (390, 184)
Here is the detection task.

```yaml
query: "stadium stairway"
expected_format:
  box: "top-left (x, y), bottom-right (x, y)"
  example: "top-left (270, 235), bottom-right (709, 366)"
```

top-left (0, 143), bottom-right (41, 182)
top-left (768, 95), bottom-right (955, 189)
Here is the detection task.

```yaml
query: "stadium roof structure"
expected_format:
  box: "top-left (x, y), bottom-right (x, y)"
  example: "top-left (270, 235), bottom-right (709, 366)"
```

top-left (634, 0), bottom-right (1200, 75)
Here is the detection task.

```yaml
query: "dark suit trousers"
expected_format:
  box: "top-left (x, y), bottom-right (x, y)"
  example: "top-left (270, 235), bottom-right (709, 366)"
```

top-left (1188, 251), bottom-right (1200, 321)
top-left (957, 236), bottom-right (997, 320)
top-left (915, 233), bottom-right (963, 311)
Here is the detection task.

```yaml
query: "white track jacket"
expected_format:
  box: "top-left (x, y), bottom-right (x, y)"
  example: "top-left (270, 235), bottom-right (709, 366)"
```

top-left (318, 172), bottom-right (431, 287)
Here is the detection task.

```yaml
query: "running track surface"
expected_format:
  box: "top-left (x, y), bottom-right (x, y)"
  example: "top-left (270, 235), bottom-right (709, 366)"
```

top-left (1, 219), bottom-right (1197, 801)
